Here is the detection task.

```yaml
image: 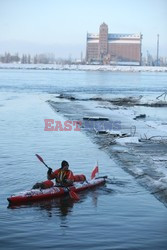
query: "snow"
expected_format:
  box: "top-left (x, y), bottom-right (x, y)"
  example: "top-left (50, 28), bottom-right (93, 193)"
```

top-left (115, 136), bottom-right (140, 145)
top-left (108, 40), bottom-right (140, 44)
top-left (146, 121), bottom-right (167, 133)
top-left (72, 92), bottom-right (167, 203)
top-left (0, 63), bottom-right (167, 72)
top-left (108, 33), bottom-right (141, 39)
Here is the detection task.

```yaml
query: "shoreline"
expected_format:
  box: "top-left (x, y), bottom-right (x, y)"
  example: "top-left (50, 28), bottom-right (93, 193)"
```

top-left (47, 94), bottom-right (167, 207)
top-left (0, 63), bottom-right (167, 72)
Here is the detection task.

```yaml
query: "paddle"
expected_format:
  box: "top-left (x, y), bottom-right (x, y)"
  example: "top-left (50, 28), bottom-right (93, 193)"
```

top-left (35, 154), bottom-right (80, 200)
top-left (35, 154), bottom-right (50, 169)
top-left (67, 188), bottom-right (80, 200)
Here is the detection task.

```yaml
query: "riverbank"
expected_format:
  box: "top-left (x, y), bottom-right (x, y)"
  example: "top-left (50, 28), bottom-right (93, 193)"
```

top-left (47, 92), bottom-right (167, 206)
top-left (0, 63), bottom-right (167, 72)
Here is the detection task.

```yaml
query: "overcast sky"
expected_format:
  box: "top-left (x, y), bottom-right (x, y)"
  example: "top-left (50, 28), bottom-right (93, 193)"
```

top-left (0, 0), bottom-right (166, 58)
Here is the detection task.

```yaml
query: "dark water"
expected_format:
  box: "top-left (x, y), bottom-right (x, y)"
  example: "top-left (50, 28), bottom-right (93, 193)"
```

top-left (0, 69), bottom-right (167, 249)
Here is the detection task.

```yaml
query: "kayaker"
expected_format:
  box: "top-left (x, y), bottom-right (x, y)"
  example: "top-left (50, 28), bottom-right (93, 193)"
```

top-left (47, 160), bottom-right (74, 187)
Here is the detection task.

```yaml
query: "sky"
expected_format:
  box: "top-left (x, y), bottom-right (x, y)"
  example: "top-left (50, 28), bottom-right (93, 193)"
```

top-left (0, 0), bottom-right (167, 58)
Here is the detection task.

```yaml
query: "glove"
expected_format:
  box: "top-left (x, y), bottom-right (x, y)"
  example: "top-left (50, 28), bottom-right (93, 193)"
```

top-left (47, 167), bottom-right (52, 175)
top-left (63, 179), bottom-right (73, 186)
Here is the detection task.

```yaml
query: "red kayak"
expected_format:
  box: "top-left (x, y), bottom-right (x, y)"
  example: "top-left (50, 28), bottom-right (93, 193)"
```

top-left (7, 176), bottom-right (107, 205)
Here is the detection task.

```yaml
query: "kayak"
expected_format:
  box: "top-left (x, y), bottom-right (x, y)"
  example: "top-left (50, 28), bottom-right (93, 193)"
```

top-left (7, 176), bottom-right (107, 205)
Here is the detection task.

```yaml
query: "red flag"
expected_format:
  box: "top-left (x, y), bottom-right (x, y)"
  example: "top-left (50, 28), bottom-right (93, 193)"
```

top-left (91, 166), bottom-right (99, 179)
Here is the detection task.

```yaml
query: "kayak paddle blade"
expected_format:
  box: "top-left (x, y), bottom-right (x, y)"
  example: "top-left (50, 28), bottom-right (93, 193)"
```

top-left (35, 154), bottom-right (44, 163)
top-left (69, 190), bottom-right (80, 200)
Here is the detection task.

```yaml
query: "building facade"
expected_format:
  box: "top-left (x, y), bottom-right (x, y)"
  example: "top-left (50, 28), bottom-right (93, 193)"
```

top-left (86, 23), bottom-right (142, 65)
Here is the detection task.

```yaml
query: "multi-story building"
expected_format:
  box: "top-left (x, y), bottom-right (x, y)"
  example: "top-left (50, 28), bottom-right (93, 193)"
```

top-left (86, 23), bottom-right (142, 65)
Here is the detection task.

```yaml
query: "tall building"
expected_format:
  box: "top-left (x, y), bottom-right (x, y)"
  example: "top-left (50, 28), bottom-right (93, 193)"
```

top-left (86, 23), bottom-right (142, 65)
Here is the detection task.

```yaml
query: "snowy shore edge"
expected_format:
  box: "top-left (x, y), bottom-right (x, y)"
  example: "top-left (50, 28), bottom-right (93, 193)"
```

top-left (0, 63), bottom-right (167, 72)
top-left (47, 94), bottom-right (167, 206)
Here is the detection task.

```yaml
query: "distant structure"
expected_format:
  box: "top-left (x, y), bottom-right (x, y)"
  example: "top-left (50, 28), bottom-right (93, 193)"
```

top-left (86, 23), bottom-right (142, 65)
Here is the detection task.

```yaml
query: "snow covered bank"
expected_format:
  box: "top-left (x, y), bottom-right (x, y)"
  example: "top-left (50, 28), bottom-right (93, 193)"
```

top-left (0, 63), bottom-right (167, 72)
top-left (47, 92), bottom-right (167, 206)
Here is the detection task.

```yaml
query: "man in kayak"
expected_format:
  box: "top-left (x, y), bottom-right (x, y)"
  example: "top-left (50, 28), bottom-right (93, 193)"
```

top-left (32, 160), bottom-right (74, 189)
top-left (47, 160), bottom-right (74, 187)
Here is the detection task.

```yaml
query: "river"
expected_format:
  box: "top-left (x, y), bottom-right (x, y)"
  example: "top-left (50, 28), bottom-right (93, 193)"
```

top-left (0, 69), bottom-right (167, 249)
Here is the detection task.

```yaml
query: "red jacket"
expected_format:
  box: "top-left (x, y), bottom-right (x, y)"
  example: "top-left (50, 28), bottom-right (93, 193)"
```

top-left (48, 168), bottom-right (74, 185)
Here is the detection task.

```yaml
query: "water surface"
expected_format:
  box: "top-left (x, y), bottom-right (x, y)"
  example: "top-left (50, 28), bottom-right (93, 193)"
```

top-left (0, 69), bottom-right (167, 249)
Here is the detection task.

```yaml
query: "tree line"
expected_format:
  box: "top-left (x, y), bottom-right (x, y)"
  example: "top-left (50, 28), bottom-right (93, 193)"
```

top-left (0, 52), bottom-right (56, 64)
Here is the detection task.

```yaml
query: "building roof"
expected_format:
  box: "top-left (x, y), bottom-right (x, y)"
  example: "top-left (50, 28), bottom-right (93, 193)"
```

top-left (108, 33), bottom-right (141, 39)
top-left (87, 33), bottom-right (141, 39)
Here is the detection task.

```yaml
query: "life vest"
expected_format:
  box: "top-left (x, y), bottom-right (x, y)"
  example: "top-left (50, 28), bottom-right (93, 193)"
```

top-left (55, 169), bottom-right (74, 184)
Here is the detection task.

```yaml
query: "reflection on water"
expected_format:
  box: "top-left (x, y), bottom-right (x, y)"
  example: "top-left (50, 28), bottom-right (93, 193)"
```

top-left (35, 197), bottom-right (75, 218)
top-left (8, 196), bottom-right (75, 216)
top-left (7, 186), bottom-right (105, 216)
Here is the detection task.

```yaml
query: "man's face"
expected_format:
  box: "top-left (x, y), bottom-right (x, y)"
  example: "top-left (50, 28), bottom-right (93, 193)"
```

top-left (62, 165), bottom-right (69, 171)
